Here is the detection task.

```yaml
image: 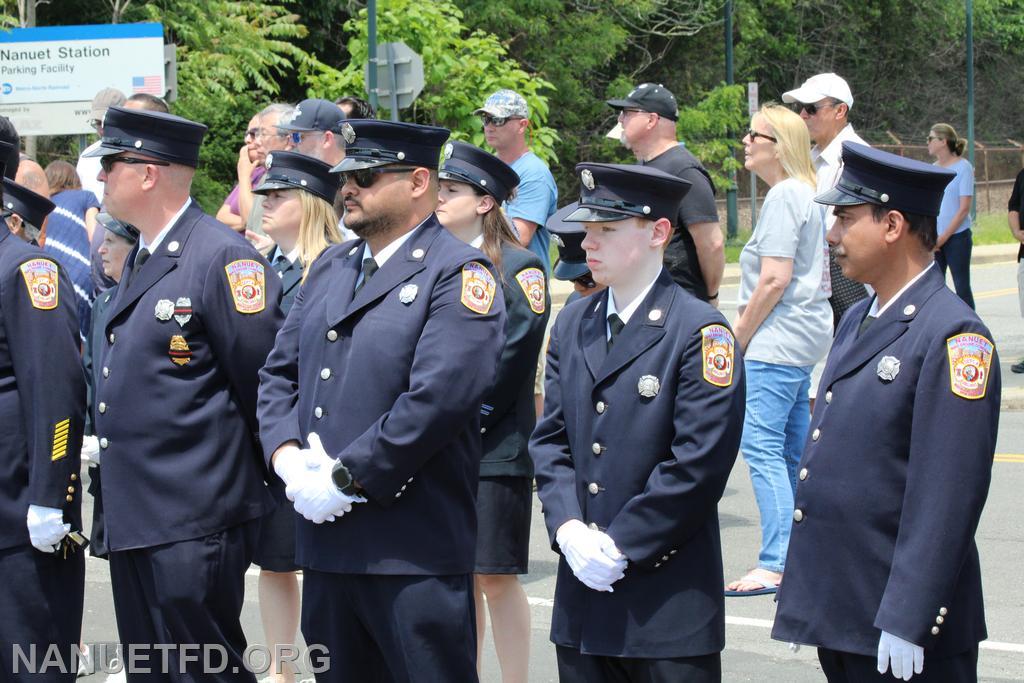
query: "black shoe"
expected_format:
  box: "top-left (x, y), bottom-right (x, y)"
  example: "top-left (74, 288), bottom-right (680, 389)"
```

top-left (1012, 359), bottom-right (1024, 374)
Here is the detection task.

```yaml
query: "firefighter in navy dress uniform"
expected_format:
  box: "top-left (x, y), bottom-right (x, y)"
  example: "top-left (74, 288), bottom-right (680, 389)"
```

top-left (0, 166), bottom-right (87, 682)
top-left (530, 163), bottom-right (746, 683)
top-left (86, 107), bottom-right (284, 681)
top-left (771, 143), bottom-right (1002, 683)
top-left (435, 140), bottom-right (549, 681)
top-left (257, 120), bottom-right (506, 682)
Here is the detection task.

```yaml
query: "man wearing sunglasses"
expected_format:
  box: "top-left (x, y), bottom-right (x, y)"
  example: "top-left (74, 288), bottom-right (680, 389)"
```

top-left (783, 73), bottom-right (869, 328)
top-left (475, 89), bottom-right (558, 275)
top-left (278, 97), bottom-right (347, 168)
top-left (86, 106), bottom-right (284, 681)
top-left (259, 119), bottom-right (506, 681)
top-left (77, 87), bottom-right (126, 205)
top-left (606, 83), bottom-right (725, 308)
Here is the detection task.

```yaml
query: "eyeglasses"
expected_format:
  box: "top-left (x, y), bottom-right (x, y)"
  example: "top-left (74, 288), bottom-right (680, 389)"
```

top-left (798, 101), bottom-right (839, 116)
top-left (246, 128), bottom-right (288, 141)
top-left (479, 114), bottom-right (523, 127)
top-left (100, 156), bottom-right (172, 173)
top-left (747, 129), bottom-right (778, 143)
top-left (338, 166), bottom-right (415, 189)
top-left (572, 273), bottom-right (597, 289)
top-left (244, 128), bottom-right (261, 141)
top-left (617, 108), bottom-right (648, 120)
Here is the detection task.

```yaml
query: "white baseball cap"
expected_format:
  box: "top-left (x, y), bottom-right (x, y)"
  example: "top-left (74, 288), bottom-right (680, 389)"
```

top-left (782, 73), bottom-right (854, 108)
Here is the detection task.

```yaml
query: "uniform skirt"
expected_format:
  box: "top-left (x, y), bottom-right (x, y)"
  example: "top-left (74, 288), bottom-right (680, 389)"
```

top-left (253, 479), bottom-right (299, 572)
top-left (474, 475), bottom-right (532, 574)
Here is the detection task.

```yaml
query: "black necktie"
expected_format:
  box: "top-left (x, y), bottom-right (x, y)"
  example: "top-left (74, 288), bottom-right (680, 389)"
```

top-left (354, 257), bottom-right (379, 294)
top-left (858, 314), bottom-right (877, 337)
top-left (607, 313), bottom-right (625, 350)
top-left (124, 247), bottom-right (150, 287)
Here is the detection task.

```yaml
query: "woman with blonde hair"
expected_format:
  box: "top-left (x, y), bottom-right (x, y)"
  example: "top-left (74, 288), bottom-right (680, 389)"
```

top-left (726, 104), bottom-right (833, 596)
top-left (250, 150), bottom-right (341, 683)
top-left (928, 123), bottom-right (975, 308)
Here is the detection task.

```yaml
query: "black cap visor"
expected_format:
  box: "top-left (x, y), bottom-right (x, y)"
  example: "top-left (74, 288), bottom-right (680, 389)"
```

top-left (814, 184), bottom-right (876, 207)
top-left (553, 259), bottom-right (590, 282)
top-left (564, 205), bottom-right (633, 222)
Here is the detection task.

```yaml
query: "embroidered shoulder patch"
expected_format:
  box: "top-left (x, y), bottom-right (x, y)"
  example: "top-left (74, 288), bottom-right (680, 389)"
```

top-left (51, 418), bottom-right (70, 461)
top-left (460, 261), bottom-right (496, 315)
top-left (515, 267), bottom-right (546, 315)
top-left (224, 259), bottom-right (266, 314)
top-left (701, 324), bottom-right (735, 387)
top-left (946, 332), bottom-right (994, 399)
top-left (19, 259), bottom-right (59, 310)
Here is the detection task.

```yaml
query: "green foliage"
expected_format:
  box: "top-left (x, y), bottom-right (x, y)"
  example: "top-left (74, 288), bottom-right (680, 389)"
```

top-left (675, 84), bottom-right (747, 190)
top-left (304, 0), bottom-right (560, 164)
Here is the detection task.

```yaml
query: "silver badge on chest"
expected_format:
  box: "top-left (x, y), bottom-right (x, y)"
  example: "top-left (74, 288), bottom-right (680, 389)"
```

top-left (876, 356), bottom-right (900, 382)
top-left (174, 297), bottom-right (192, 327)
top-left (637, 375), bottom-right (661, 398)
top-left (155, 299), bottom-right (174, 321)
top-left (399, 284), bottom-right (418, 304)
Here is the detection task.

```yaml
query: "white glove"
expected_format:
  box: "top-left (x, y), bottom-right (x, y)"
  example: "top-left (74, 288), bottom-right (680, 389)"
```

top-left (877, 631), bottom-right (924, 681)
top-left (273, 444), bottom-right (308, 497)
top-left (27, 505), bottom-right (70, 553)
top-left (288, 434), bottom-right (366, 524)
top-left (81, 435), bottom-right (100, 466)
top-left (555, 520), bottom-right (627, 592)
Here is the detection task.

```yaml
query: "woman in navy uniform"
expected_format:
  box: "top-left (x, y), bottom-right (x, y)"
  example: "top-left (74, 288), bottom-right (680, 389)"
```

top-left (0, 170), bottom-right (87, 681)
top-left (436, 140), bottom-right (549, 682)
top-left (771, 143), bottom-right (1001, 683)
top-left (86, 107), bottom-right (284, 681)
top-left (258, 120), bottom-right (506, 682)
top-left (531, 163), bottom-right (745, 682)
top-left (251, 150), bottom-right (341, 683)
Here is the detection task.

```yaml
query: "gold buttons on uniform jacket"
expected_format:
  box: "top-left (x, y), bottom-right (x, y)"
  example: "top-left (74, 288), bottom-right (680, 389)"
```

top-left (939, 607), bottom-right (948, 616)
top-left (70, 474), bottom-right (77, 481)
top-left (793, 509), bottom-right (804, 522)
top-left (596, 401), bottom-right (606, 414)
top-left (67, 486), bottom-right (75, 493)
top-left (320, 368), bottom-right (331, 380)
top-left (936, 616), bottom-right (944, 625)
top-left (326, 330), bottom-right (338, 342)
top-left (799, 468), bottom-right (808, 481)
top-left (811, 428), bottom-right (820, 441)
top-left (931, 626), bottom-right (940, 635)
top-left (66, 495), bottom-right (73, 502)
top-left (588, 482), bottom-right (599, 495)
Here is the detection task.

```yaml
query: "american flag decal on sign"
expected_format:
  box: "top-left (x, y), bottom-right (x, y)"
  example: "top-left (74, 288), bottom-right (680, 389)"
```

top-left (132, 75), bottom-right (163, 95)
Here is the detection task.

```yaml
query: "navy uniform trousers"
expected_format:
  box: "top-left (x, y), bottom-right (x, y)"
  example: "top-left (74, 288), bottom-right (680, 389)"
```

top-left (258, 217), bottom-right (506, 682)
top-left (0, 223), bottom-right (86, 682)
top-left (94, 204), bottom-right (283, 682)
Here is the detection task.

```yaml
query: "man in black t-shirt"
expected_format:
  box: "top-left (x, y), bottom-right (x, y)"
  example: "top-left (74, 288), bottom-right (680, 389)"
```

top-left (1007, 168), bottom-right (1024, 373)
top-left (606, 83), bottom-right (724, 305)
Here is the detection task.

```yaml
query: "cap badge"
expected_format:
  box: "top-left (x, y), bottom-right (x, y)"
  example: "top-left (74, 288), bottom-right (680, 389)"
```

top-left (173, 297), bottom-right (193, 327)
top-left (876, 355), bottom-right (901, 382)
top-left (581, 169), bottom-right (595, 191)
top-left (637, 375), bottom-right (661, 398)
top-left (399, 284), bottom-right (418, 304)
top-left (341, 122), bottom-right (355, 144)
top-left (444, 143), bottom-right (454, 160)
top-left (265, 153), bottom-right (274, 169)
top-left (551, 234), bottom-right (565, 247)
top-left (154, 299), bottom-right (174, 322)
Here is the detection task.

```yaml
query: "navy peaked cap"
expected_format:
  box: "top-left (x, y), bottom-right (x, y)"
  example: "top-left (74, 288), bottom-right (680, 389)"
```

top-left (566, 163), bottom-right (691, 223)
top-left (83, 106), bottom-right (207, 167)
top-left (2, 178), bottom-right (56, 228)
top-left (331, 120), bottom-right (450, 172)
top-left (439, 141), bottom-right (520, 205)
top-left (255, 151), bottom-right (340, 203)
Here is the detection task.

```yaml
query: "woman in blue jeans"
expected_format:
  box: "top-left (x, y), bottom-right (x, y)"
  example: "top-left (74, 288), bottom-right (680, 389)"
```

top-left (929, 123), bottom-right (975, 308)
top-left (727, 104), bottom-right (833, 595)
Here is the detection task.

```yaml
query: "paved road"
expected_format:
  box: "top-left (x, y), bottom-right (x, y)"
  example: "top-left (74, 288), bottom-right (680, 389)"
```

top-left (76, 258), bottom-right (1024, 681)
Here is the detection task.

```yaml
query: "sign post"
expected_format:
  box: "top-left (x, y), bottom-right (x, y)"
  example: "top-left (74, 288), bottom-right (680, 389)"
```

top-left (747, 82), bottom-right (759, 230)
top-left (364, 41), bottom-right (424, 122)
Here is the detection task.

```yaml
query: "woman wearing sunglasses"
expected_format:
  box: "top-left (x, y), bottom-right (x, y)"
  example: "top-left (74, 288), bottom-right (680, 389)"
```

top-left (726, 104), bottom-right (833, 597)
top-left (250, 150), bottom-right (342, 683)
top-left (436, 141), bottom-right (549, 683)
top-left (928, 123), bottom-right (975, 309)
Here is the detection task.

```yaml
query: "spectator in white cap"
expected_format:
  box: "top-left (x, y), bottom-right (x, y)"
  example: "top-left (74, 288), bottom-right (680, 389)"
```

top-left (77, 87), bottom-right (127, 204)
top-left (783, 72), bottom-right (869, 328)
top-left (475, 89), bottom-right (558, 275)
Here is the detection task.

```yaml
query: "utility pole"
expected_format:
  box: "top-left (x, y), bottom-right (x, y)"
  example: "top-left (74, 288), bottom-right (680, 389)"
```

top-left (724, 1), bottom-right (738, 240)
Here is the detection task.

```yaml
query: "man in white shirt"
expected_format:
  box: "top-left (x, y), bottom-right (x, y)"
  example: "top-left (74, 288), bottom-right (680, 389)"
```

top-left (783, 73), bottom-right (869, 326)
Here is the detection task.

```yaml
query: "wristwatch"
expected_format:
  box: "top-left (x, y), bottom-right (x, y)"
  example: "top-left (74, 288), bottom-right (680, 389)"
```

top-left (331, 460), bottom-right (361, 496)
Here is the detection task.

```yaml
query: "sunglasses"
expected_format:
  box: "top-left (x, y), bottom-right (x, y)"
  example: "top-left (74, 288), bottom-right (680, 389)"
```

top-left (747, 129), bottom-right (778, 143)
top-left (338, 166), bottom-right (415, 189)
top-left (479, 114), bottom-right (522, 127)
top-left (100, 156), bottom-right (171, 173)
top-left (798, 101), bottom-right (838, 116)
top-left (572, 273), bottom-right (597, 289)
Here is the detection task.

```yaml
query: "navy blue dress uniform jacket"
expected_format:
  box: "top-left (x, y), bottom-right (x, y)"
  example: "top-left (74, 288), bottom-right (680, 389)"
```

top-left (275, 255), bottom-right (303, 314)
top-left (258, 215), bottom-right (506, 575)
top-left (0, 222), bottom-right (86, 550)
top-left (93, 202), bottom-right (284, 551)
top-left (530, 269), bottom-right (745, 658)
top-left (480, 244), bottom-right (549, 478)
top-left (83, 286), bottom-right (116, 559)
top-left (772, 266), bottom-right (1000, 658)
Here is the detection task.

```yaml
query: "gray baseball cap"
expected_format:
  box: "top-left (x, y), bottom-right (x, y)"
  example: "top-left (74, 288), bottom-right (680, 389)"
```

top-left (474, 90), bottom-right (529, 119)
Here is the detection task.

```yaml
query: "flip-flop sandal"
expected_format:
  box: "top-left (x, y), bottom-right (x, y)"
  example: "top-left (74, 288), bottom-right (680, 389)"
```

top-left (724, 572), bottom-right (780, 597)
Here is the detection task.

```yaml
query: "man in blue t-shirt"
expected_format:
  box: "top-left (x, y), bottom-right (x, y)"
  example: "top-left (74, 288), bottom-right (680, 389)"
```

top-left (475, 90), bottom-right (557, 273)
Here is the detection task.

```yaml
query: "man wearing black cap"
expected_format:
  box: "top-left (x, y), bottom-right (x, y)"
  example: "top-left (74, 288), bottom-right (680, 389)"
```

top-left (530, 163), bottom-right (745, 682)
top-left (258, 120), bottom-right (506, 680)
top-left (606, 84), bottom-right (724, 306)
top-left (546, 204), bottom-right (607, 301)
top-left (0, 157), bottom-right (88, 680)
top-left (85, 106), bottom-right (284, 681)
top-left (2, 177), bottom-right (55, 246)
top-left (278, 97), bottom-right (347, 168)
top-left (772, 143), bottom-right (1001, 683)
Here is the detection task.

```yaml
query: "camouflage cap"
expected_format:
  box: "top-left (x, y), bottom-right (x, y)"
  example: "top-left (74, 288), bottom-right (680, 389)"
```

top-left (473, 89), bottom-right (529, 119)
